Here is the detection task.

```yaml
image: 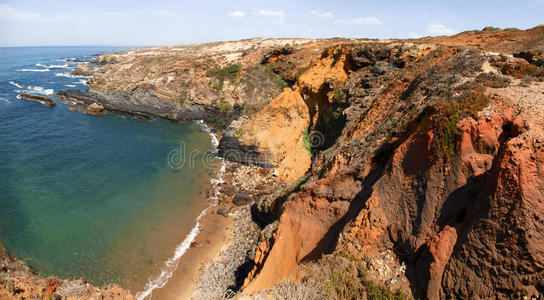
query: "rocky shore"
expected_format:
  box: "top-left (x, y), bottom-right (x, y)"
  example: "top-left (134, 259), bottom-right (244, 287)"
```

top-left (0, 242), bottom-right (133, 299)
top-left (3, 25), bottom-right (544, 299)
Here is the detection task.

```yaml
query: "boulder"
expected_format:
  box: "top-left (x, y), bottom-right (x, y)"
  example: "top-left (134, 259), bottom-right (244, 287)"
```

top-left (86, 103), bottom-right (106, 115)
top-left (233, 193), bottom-right (251, 206)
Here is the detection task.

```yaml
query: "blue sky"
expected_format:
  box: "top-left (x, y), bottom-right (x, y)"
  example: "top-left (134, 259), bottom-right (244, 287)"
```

top-left (0, 0), bottom-right (543, 46)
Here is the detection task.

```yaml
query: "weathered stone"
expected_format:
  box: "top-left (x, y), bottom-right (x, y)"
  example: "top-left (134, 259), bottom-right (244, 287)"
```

top-left (18, 93), bottom-right (56, 107)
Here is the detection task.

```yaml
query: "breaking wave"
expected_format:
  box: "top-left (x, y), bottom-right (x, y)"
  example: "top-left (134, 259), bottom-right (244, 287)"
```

top-left (9, 81), bottom-right (23, 88)
top-left (16, 86), bottom-right (55, 96)
top-left (0, 97), bottom-right (11, 104)
top-left (16, 68), bottom-right (50, 72)
top-left (36, 63), bottom-right (70, 69)
top-left (55, 72), bottom-right (92, 78)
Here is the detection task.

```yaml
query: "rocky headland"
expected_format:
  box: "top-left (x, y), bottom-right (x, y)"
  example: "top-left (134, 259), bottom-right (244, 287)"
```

top-left (3, 25), bottom-right (544, 299)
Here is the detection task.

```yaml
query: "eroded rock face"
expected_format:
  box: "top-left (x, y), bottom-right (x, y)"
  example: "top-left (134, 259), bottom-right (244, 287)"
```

top-left (240, 26), bottom-right (544, 298)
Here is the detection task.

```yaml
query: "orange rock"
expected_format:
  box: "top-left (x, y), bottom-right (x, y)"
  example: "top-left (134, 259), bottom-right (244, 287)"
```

top-left (241, 88), bottom-right (311, 182)
top-left (243, 195), bottom-right (349, 293)
top-left (426, 226), bottom-right (457, 299)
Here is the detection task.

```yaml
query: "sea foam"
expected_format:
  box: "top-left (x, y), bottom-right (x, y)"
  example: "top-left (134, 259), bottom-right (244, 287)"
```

top-left (9, 81), bottom-right (23, 88)
top-left (36, 63), bottom-right (70, 69)
top-left (55, 72), bottom-right (91, 78)
top-left (19, 86), bottom-right (54, 96)
top-left (16, 68), bottom-right (50, 72)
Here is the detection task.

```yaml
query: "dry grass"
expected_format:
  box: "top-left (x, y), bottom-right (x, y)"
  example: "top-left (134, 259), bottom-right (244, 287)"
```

top-left (252, 253), bottom-right (409, 300)
top-left (58, 280), bottom-right (88, 297)
top-left (266, 278), bottom-right (330, 300)
top-left (196, 207), bottom-right (260, 300)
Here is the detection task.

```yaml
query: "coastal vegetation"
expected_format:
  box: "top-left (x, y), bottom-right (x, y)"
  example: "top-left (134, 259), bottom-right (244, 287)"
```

top-left (206, 64), bottom-right (241, 90)
top-left (431, 87), bottom-right (490, 159)
top-left (216, 101), bottom-right (233, 112)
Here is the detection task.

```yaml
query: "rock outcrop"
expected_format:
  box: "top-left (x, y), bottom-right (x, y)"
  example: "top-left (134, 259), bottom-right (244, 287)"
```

top-left (0, 244), bottom-right (133, 299)
top-left (235, 26), bottom-right (544, 299)
top-left (18, 93), bottom-right (56, 107)
top-left (86, 102), bottom-right (106, 115)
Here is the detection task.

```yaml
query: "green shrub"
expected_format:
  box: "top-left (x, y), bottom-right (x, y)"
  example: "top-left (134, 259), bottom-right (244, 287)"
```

top-left (176, 88), bottom-right (187, 103)
top-left (234, 128), bottom-right (244, 138)
top-left (333, 91), bottom-right (346, 104)
top-left (206, 64), bottom-right (241, 90)
top-left (324, 253), bottom-right (408, 300)
top-left (295, 66), bottom-right (311, 80)
top-left (207, 117), bottom-right (227, 129)
top-left (267, 66), bottom-right (289, 89)
top-left (216, 101), bottom-right (233, 112)
top-left (432, 87), bottom-right (490, 159)
top-left (333, 107), bottom-right (344, 120)
top-left (482, 26), bottom-right (501, 33)
top-left (302, 129), bottom-right (312, 155)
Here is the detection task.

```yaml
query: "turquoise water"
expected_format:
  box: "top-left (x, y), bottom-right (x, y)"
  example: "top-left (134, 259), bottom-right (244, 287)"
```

top-left (0, 47), bottom-right (218, 291)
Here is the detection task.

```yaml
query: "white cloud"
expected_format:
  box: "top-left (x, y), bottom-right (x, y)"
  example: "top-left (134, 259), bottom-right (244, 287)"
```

top-left (335, 17), bottom-right (381, 25)
top-left (253, 10), bottom-right (285, 17)
top-left (253, 10), bottom-right (285, 23)
top-left (229, 11), bottom-right (246, 18)
top-left (0, 4), bottom-right (41, 21)
top-left (310, 10), bottom-right (334, 20)
top-left (427, 23), bottom-right (456, 35)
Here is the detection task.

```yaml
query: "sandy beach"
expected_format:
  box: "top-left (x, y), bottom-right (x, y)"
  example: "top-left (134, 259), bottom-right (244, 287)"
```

top-left (147, 208), bottom-right (233, 300)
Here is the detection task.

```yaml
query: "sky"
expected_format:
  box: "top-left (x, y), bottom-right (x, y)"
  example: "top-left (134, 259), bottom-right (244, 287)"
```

top-left (0, 0), bottom-right (543, 47)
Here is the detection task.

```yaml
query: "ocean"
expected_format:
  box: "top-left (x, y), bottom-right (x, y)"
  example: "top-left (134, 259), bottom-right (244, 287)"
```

top-left (0, 46), bottom-right (221, 295)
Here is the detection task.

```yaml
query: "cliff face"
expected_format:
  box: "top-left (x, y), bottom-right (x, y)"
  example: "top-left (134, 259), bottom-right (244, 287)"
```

top-left (47, 26), bottom-right (544, 299)
top-left (60, 38), bottom-right (339, 121)
top-left (237, 27), bottom-right (544, 298)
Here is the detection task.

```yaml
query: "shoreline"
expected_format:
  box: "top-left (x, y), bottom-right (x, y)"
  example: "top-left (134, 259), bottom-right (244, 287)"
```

top-left (135, 123), bottom-right (228, 300)
top-left (146, 205), bottom-right (234, 299)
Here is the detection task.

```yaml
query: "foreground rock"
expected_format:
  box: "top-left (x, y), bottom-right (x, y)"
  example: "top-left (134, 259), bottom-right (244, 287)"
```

top-left (18, 93), bottom-right (56, 107)
top-left (0, 245), bottom-right (133, 299)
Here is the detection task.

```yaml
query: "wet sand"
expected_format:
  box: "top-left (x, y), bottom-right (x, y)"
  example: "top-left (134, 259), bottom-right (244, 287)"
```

top-left (148, 209), bottom-right (233, 300)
